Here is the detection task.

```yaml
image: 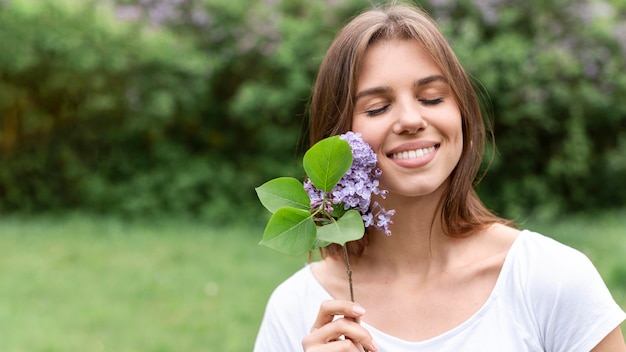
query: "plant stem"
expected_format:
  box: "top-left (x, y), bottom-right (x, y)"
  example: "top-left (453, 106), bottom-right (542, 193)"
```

top-left (342, 244), bottom-right (355, 302)
top-left (343, 244), bottom-right (368, 352)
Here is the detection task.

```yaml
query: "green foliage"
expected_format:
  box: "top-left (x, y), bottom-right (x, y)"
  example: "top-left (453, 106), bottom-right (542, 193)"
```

top-left (315, 209), bottom-right (365, 246)
top-left (432, 0), bottom-right (626, 217)
top-left (257, 136), bottom-right (364, 255)
top-left (200, 0), bottom-right (366, 221)
top-left (256, 177), bottom-right (310, 213)
top-left (303, 136), bottom-right (353, 192)
top-left (0, 0), bottom-right (212, 218)
top-left (259, 207), bottom-right (317, 255)
top-left (0, 0), bottom-right (625, 220)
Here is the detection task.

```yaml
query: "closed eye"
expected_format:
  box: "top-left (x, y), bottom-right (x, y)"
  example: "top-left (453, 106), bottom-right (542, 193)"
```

top-left (419, 97), bottom-right (443, 105)
top-left (366, 104), bottom-right (390, 117)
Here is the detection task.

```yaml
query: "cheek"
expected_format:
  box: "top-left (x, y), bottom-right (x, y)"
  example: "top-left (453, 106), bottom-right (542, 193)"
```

top-left (441, 107), bottom-right (463, 142)
top-left (351, 115), bottom-right (366, 134)
top-left (449, 117), bottom-right (464, 161)
top-left (352, 118), bottom-right (385, 151)
top-left (454, 118), bottom-right (464, 147)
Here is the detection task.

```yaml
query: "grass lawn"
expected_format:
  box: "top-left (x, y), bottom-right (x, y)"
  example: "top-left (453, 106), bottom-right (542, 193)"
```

top-left (0, 211), bottom-right (624, 351)
top-left (0, 215), bottom-right (305, 351)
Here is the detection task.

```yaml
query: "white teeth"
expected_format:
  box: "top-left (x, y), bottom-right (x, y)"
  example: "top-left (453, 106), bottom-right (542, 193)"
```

top-left (391, 146), bottom-right (436, 159)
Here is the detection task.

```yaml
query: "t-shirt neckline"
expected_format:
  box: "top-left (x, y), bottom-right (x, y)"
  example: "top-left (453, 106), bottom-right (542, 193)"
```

top-left (305, 229), bottom-right (529, 346)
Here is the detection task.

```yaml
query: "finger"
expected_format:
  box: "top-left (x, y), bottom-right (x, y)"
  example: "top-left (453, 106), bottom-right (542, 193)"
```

top-left (311, 300), bottom-right (367, 330)
top-left (305, 317), bottom-right (378, 352)
top-left (304, 339), bottom-right (362, 352)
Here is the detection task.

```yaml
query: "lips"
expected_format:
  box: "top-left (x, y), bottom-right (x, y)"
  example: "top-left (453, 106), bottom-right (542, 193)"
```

top-left (387, 141), bottom-right (440, 160)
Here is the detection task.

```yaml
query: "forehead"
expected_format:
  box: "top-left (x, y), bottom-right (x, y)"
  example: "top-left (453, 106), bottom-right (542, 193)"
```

top-left (357, 39), bottom-right (443, 89)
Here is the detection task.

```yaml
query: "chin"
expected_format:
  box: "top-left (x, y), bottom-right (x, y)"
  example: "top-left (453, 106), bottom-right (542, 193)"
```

top-left (382, 178), bottom-right (450, 200)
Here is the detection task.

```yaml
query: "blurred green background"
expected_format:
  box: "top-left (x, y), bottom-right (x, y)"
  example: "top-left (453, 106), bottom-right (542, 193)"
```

top-left (0, 0), bottom-right (624, 350)
top-left (1, 0), bottom-right (625, 221)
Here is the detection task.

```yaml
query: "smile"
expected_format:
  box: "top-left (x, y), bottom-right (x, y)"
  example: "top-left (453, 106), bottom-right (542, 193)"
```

top-left (389, 145), bottom-right (437, 159)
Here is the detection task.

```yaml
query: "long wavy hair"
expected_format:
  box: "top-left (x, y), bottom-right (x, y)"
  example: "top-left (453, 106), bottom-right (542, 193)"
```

top-left (309, 3), bottom-right (512, 257)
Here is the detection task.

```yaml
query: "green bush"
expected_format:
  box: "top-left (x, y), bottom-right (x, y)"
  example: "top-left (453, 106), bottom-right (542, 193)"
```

top-left (438, 0), bottom-right (626, 217)
top-left (0, 0), bottom-right (212, 217)
top-left (0, 0), bottom-right (624, 221)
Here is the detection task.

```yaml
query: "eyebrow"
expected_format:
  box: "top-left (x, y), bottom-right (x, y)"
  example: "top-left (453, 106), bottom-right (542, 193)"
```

top-left (416, 75), bottom-right (448, 87)
top-left (355, 75), bottom-right (448, 100)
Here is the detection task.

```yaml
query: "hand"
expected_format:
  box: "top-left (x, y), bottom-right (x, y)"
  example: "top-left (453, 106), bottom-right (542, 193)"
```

top-left (302, 300), bottom-right (378, 352)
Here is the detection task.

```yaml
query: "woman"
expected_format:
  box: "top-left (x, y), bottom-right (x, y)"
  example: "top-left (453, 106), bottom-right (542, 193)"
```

top-left (254, 3), bottom-right (626, 351)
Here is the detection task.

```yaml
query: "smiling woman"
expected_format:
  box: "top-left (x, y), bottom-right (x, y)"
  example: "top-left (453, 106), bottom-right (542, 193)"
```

top-left (254, 3), bottom-right (626, 352)
top-left (352, 39), bottom-right (463, 199)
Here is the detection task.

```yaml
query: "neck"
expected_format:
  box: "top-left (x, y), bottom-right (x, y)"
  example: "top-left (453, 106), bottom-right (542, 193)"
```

top-left (357, 189), bottom-right (459, 274)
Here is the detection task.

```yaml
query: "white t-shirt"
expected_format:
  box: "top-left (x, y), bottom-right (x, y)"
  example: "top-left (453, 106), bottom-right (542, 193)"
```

top-left (254, 230), bottom-right (625, 351)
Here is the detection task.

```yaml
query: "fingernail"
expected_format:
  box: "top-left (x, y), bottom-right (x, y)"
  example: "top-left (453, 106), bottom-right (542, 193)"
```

top-left (372, 339), bottom-right (380, 351)
top-left (353, 305), bottom-right (366, 315)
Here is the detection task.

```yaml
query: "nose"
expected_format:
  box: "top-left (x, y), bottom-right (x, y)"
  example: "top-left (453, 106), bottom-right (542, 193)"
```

top-left (392, 98), bottom-right (427, 135)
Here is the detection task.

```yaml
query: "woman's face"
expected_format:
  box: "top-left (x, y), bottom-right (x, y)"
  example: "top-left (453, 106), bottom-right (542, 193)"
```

top-left (352, 39), bottom-right (463, 199)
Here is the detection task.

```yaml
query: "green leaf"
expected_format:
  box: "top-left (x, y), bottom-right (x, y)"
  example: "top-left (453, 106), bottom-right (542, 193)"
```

top-left (316, 210), bottom-right (365, 246)
top-left (255, 177), bottom-right (310, 213)
top-left (303, 136), bottom-right (352, 192)
top-left (331, 203), bottom-right (347, 218)
top-left (259, 207), bottom-right (316, 255)
top-left (311, 238), bottom-right (331, 250)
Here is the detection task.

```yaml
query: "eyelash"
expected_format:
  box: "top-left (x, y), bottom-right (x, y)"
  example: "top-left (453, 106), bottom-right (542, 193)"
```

top-left (366, 105), bottom-right (389, 117)
top-left (365, 98), bottom-right (443, 116)
top-left (419, 97), bottom-right (444, 105)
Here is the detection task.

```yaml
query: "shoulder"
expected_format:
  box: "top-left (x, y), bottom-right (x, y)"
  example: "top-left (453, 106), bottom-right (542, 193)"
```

top-left (480, 223), bottom-right (520, 255)
top-left (508, 230), bottom-right (626, 351)
top-left (507, 230), bottom-right (603, 295)
top-left (254, 264), bottom-right (332, 352)
top-left (512, 230), bottom-right (594, 281)
top-left (265, 263), bottom-right (330, 314)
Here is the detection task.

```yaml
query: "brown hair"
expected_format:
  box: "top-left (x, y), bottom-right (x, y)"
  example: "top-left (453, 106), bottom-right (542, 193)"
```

top-left (309, 3), bottom-right (512, 257)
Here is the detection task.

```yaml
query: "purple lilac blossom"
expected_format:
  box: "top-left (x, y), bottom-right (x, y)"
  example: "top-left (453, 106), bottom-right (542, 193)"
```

top-left (304, 132), bottom-right (395, 236)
